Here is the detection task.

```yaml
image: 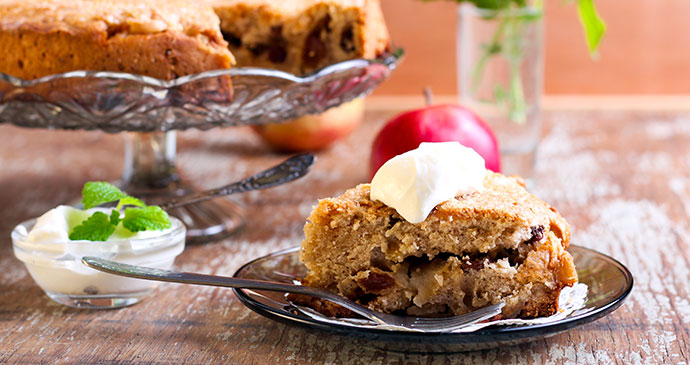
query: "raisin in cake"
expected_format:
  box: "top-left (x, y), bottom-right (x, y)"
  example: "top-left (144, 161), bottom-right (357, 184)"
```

top-left (0, 0), bottom-right (235, 80)
top-left (299, 173), bottom-right (578, 319)
top-left (211, 0), bottom-right (390, 75)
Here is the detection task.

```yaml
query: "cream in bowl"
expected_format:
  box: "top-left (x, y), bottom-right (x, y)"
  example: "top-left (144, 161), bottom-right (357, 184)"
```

top-left (11, 182), bottom-right (185, 309)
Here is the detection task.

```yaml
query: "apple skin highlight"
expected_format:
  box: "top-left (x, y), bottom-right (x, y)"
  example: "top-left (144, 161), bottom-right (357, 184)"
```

top-left (252, 99), bottom-right (364, 152)
top-left (369, 104), bottom-right (501, 179)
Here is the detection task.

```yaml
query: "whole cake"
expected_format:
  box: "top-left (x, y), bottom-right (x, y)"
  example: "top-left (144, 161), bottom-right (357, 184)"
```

top-left (211, 0), bottom-right (390, 75)
top-left (299, 143), bottom-right (578, 319)
top-left (0, 0), bottom-right (235, 80)
top-left (0, 0), bottom-right (389, 81)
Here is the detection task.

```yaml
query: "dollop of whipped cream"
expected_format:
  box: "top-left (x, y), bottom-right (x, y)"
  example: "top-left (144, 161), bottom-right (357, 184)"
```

top-left (27, 205), bottom-right (168, 243)
top-left (370, 142), bottom-right (487, 223)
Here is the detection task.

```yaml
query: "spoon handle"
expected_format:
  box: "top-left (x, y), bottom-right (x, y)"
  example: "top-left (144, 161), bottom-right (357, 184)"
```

top-left (81, 256), bottom-right (384, 323)
top-left (83, 256), bottom-right (310, 293)
top-left (160, 153), bottom-right (315, 210)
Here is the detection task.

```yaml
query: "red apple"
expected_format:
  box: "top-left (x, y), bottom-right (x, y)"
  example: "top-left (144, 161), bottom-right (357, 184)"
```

top-left (252, 98), bottom-right (364, 152)
top-left (370, 104), bottom-right (500, 179)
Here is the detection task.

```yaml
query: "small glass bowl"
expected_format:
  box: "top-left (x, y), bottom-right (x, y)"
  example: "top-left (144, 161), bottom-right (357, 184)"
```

top-left (12, 216), bottom-right (185, 309)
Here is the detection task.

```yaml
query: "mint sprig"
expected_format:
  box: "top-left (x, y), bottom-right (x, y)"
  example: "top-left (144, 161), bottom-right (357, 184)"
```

top-left (122, 206), bottom-right (172, 233)
top-left (69, 212), bottom-right (116, 241)
top-left (110, 210), bottom-right (121, 226)
top-left (117, 196), bottom-right (145, 210)
top-left (70, 182), bottom-right (172, 242)
top-left (81, 182), bottom-right (128, 210)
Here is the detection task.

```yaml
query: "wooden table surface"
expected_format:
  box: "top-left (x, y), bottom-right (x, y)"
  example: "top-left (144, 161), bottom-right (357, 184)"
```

top-left (1, 107), bottom-right (688, 363)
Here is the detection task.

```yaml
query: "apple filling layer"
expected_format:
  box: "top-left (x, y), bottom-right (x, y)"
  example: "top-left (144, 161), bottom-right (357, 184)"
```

top-left (331, 231), bottom-right (570, 318)
top-left (299, 176), bottom-right (578, 319)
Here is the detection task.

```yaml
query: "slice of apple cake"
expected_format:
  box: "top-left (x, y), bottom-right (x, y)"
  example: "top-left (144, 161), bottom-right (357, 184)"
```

top-left (299, 173), bottom-right (577, 319)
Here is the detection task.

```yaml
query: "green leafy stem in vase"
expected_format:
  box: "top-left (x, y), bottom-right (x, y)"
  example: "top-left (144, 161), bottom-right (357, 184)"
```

top-left (470, 5), bottom-right (541, 124)
top-left (438, 0), bottom-right (606, 124)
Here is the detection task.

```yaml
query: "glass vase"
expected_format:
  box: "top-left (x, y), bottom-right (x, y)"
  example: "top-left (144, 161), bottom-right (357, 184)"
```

top-left (457, 4), bottom-right (544, 186)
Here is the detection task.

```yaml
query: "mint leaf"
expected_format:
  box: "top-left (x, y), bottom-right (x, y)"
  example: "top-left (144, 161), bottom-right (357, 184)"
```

top-left (82, 182), bottom-right (127, 210)
top-left (116, 196), bottom-right (145, 211)
top-left (69, 212), bottom-right (116, 241)
top-left (71, 181), bottom-right (169, 240)
top-left (122, 206), bottom-right (172, 233)
top-left (110, 210), bottom-right (121, 226)
top-left (577, 0), bottom-right (606, 55)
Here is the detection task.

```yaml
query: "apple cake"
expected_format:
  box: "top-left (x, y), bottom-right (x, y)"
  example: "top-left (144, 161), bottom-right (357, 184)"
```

top-left (299, 173), bottom-right (578, 319)
top-left (0, 0), bottom-right (390, 80)
top-left (211, 0), bottom-right (390, 75)
top-left (0, 0), bottom-right (235, 80)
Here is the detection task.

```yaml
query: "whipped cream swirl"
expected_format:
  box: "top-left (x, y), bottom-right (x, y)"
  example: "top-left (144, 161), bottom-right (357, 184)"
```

top-left (370, 142), bottom-right (487, 223)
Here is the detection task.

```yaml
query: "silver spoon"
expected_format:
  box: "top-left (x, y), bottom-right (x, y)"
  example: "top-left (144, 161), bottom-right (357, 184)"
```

top-left (159, 153), bottom-right (315, 210)
top-left (82, 257), bottom-right (504, 332)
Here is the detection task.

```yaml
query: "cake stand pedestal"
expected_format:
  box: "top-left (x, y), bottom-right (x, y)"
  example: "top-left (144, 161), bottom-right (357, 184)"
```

top-left (0, 50), bottom-right (403, 243)
top-left (122, 131), bottom-right (245, 243)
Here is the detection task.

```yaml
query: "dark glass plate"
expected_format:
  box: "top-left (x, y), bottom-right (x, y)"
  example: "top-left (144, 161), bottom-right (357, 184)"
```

top-left (233, 245), bottom-right (633, 353)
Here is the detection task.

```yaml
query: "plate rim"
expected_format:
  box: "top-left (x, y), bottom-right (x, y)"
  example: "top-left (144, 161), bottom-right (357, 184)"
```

top-left (232, 245), bottom-right (634, 341)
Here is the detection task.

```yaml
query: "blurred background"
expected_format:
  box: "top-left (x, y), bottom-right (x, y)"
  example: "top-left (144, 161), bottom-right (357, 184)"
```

top-left (374, 0), bottom-right (690, 98)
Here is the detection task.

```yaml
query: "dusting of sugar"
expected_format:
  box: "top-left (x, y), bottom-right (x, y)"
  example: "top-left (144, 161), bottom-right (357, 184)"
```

top-left (576, 199), bottom-right (687, 362)
top-left (644, 116), bottom-right (690, 139)
top-left (536, 121), bottom-right (621, 205)
top-left (669, 178), bottom-right (690, 217)
top-left (538, 151), bottom-right (621, 205)
top-left (630, 152), bottom-right (674, 174)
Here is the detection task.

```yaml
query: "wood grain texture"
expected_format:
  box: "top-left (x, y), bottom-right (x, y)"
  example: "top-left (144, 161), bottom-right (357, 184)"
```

top-left (0, 108), bottom-right (689, 363)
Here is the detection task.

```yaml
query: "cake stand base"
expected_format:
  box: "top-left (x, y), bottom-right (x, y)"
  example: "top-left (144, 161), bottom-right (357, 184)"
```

top-left (122, 131), bottom-right (245, 244)
top-left (128, 184), bottom-right (245, 244)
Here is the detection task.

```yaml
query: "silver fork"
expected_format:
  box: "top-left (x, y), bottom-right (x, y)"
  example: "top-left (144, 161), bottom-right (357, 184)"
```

top-left (82, 257), bottom-right (504, 332)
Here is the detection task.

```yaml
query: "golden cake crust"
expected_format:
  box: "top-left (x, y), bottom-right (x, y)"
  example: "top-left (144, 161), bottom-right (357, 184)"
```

top-left (299, 173), bottom-right (577, 319)
top-left (321, 174), bottom-right (570, 244)
top-left (0, 0), bottom-right (235, 80)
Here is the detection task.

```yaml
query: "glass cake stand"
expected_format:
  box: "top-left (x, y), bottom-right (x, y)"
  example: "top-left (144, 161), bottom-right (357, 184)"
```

top-left (0, 49), bottom-right (403, 243)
